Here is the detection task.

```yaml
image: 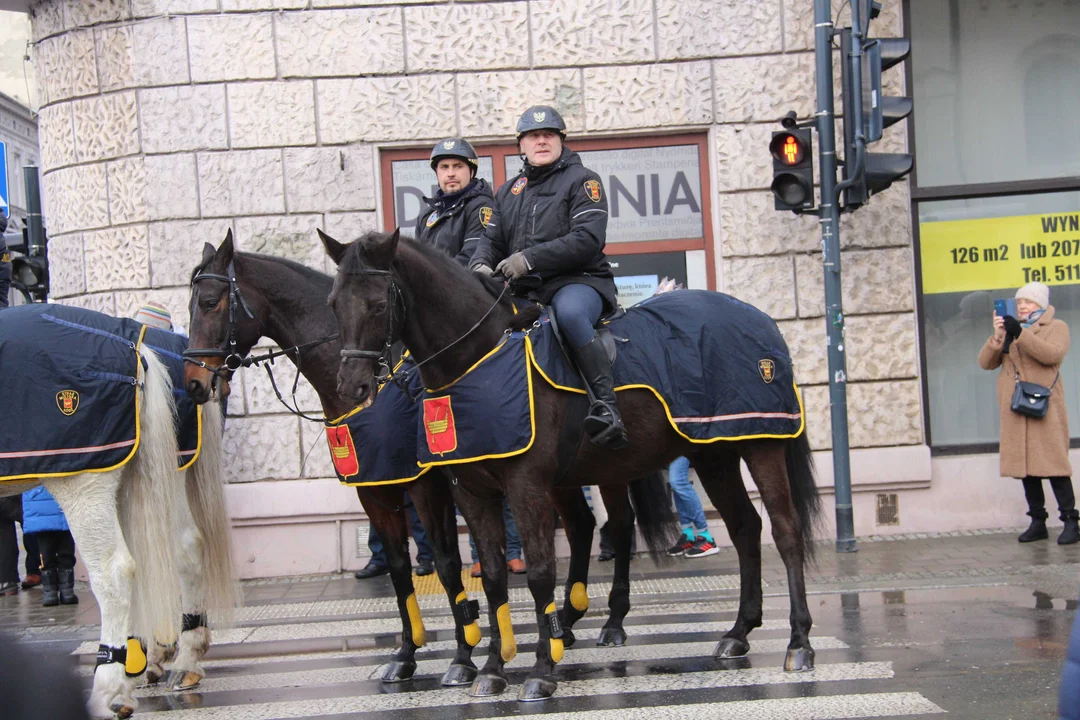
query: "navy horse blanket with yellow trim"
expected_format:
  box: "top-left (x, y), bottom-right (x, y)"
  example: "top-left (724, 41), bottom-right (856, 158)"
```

top-left (0, 304), bottom-right (200, 482)
top-left (530, 290), bottom-right (804, 441)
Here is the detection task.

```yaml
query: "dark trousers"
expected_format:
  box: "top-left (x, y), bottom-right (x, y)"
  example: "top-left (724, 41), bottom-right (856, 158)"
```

top-left (550, 284), bottom-right (603, 349)
top-left (35, 531), bottom-right (76, 572)
top-left (1022, 476), bottom-right (1078, 520)
top-left (0, 497), bottom-right (21, 584)
top-left (23, 533), bottom-right (39, 576)
top-left (367, 492), bottom-right (433, 568)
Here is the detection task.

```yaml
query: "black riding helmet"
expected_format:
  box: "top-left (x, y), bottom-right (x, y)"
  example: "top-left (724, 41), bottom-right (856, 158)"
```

top-left (516, 105), bottom-right (567, 140)
top-left (430, 137), bottom-right (479, 176)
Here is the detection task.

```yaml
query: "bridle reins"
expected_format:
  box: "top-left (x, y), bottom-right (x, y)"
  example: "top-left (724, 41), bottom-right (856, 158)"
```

top-left (183, 260), bottom-right (340, 422)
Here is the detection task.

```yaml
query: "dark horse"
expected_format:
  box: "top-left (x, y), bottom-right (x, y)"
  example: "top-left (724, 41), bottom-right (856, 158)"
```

top-left (321, 228), bottom-right (823, 702)
top-left (182, 232), bottom-right (670, 686)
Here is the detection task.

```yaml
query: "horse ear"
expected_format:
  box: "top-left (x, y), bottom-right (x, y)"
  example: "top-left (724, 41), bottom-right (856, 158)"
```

top-left (318, 228), bottom-right (347, 266)
top-left (201, 242), bottom-right (216, 265)
top-left (217, 229), bottom-right (235, 262)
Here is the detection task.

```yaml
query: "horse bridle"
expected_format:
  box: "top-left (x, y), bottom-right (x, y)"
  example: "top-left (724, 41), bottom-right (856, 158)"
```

top-left (182, 261), bottom-right (255, 380)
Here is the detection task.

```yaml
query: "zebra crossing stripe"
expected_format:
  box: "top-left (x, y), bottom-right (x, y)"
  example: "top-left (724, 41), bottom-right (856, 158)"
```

top-left (138, 662), bottom-right (904, 719)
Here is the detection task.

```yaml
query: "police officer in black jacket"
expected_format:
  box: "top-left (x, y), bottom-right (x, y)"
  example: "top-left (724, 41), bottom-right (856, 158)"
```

top-left (471, 105), bottom-right (626, 449)
top-left (0, 213), bottom-right (11, 309)
top-left (415, 138), bottom-right (495, 268)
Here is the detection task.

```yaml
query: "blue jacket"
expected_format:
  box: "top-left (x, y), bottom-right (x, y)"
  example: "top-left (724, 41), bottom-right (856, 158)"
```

top-left (1063, 589), bottom-right (1080, 720)
top-left (21, 486), bottom-right (69, 534)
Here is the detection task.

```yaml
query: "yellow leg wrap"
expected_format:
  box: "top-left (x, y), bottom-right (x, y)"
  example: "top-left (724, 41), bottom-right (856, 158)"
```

top-left (496, 603), bottom-right (516, 663)
top-left (406, 593), bottom-right (426, 648)
top-left (570, 582), bottom-right (589, 612)
top-left (456, 591), bottom-right (481, 647)
top-left (125, 637), bottom-right (147, 677)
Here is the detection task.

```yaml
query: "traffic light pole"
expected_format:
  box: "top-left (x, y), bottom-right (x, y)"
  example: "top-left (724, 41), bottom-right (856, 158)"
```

top-left (814, 0), bottom-right (857, 553)
top-left (24, 166), bottom-right (45, 254)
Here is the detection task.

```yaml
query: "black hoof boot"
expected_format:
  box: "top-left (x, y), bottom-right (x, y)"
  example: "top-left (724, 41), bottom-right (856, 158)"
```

top-left (784, 646), bottom-right (815, 672)
top-left (381, 659), bottom-right (417, 683)
top-left (561, 628), bottom-right (576, 648)
top-left (518, 676), bottom-right (557, 702)
top-left (470, 673), bottom-right (509, 697)
top-left (441, 663), bottom-right (477, 687)
top-left (597, 626), bottom-right (627, 647)
top-left (714, 636), bottom-right (751, 658)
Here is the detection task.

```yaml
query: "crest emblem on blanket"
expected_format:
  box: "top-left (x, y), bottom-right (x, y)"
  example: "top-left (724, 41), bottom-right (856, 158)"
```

top-left (511, 177), bottom-right (528, 195)
top-left (583, 180), bottom-right (603, 203)
top-left (758, 359), bottom-right (775, 384)
top-left (423, 396), bottom-right (458, 455)
top-left (479, 206), bottom-right (493, 228)
top-left (56, 390), bottom-right (80, 416)
top-left (325, 425), bottom-right (360, 478)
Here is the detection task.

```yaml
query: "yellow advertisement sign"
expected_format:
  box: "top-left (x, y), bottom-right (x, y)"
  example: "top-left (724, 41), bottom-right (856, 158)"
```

top-left (920, 212), bottom-right (1080, 294)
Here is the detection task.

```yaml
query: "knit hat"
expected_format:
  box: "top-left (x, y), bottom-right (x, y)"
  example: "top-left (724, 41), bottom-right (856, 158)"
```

top-left (133, 302), bottom-right (173, 331)
top-left (1015, 282), bottom-right (1049, 310)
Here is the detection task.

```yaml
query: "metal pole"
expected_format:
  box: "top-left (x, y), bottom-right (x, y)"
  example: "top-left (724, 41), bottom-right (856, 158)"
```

top-left (814, 0), bottom-right (857, 552)
top-left (23, 166), bottom-right (45, 254)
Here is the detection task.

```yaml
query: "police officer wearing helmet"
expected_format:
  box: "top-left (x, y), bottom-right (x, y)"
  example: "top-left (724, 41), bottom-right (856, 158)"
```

top-left (415, 138), bottom-right (495, 268)
top-left (0, 213), bottom-right (11, 309)
top-left (470, 105), bottom-right (626, 449)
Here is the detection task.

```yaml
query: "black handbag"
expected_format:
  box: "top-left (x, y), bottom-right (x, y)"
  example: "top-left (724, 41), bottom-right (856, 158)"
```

top-left (1011, 368), bottom-right (1058, 419)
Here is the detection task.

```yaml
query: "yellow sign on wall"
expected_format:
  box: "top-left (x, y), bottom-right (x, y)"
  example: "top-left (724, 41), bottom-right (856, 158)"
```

top-left (921, 212), bottom-right (1080, 294)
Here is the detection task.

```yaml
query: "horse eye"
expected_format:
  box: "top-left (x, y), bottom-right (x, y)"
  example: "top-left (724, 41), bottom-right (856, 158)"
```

top-left (373, 301), bottom-right (388, 315)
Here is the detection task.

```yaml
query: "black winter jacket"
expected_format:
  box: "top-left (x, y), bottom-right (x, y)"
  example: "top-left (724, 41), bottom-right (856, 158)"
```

top-left (470, 148), bottom-right (617, 311)
top-left (0, 233), bottom-right (10, 309)
top-left (415, 178), bottom-right (495, 268)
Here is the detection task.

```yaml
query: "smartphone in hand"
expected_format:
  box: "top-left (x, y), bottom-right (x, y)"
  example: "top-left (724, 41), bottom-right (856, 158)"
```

top-left (994, 298), bottom-right (1017, 317)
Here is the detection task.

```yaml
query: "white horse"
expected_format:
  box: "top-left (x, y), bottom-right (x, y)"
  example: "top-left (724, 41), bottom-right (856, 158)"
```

top-left (1, 346), bottom-right (236, 720)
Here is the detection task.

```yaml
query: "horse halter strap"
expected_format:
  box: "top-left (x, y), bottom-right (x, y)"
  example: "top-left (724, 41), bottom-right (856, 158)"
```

top-left (182, 260), bottom-right (256, 378)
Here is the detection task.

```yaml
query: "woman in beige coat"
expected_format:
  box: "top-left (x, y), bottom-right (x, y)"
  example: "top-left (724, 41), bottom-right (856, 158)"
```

top-left (979, 281), bottom-right (1078, 544)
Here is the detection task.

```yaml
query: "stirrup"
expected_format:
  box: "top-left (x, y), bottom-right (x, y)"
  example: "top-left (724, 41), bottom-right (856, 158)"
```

top-left (583, 403), bottom-right (628, 449)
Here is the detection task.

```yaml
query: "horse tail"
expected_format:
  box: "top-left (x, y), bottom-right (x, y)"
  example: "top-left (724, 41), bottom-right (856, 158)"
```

top-left (785, 431), bottom-right (822, 563)
top-left (186, 399), bottom-right (240, 623)
top-left (119, 347), bottom-right (183, 645)
top-left (627, 470), bottom-right (680, 562)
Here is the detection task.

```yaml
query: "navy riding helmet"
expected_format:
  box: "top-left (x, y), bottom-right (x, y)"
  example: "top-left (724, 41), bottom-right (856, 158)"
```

top-left (516, 105), bottom-right (567, 139)
top-left (430, 138), bottom-right (479, 174)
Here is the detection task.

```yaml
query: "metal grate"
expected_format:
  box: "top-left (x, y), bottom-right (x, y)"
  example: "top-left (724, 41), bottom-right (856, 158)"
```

top-left (876, 493), bottom-right (900, 526)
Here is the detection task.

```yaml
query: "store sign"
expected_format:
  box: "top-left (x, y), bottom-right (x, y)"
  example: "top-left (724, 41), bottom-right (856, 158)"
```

top-left (504, 145), bottom-right (704, 243)
top-left (921, 211), bottom-right (1080, 294)
top-left (390, 158), bottom-right (495, 237)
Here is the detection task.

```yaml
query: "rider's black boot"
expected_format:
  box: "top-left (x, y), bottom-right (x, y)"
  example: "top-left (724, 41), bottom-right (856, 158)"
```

top-left (573, 335), bottom-right (628, 450)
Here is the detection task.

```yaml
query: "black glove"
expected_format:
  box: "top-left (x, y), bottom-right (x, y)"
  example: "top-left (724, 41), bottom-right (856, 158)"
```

top-left (495, 252), bottom-right (531, 280)
top-left (1003, 315), bottom-right (1022, 339)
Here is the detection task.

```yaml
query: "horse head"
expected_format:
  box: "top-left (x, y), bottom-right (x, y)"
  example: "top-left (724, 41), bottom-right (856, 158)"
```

top-left (184, 230), bottom-right (264, 404)
top-left (320, 227), bottom-right (401, 408)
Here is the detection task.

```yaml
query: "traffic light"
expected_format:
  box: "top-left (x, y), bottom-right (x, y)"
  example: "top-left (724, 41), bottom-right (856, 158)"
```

top-left (840, 16), bottom-right (914, 208)
top-left (5, 233), bottom-right (49, 303)
top-left (769, 129), bottom-right (814, 212)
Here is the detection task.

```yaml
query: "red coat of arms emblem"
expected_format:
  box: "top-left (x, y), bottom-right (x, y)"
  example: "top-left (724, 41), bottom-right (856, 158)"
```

top-left (325, 425), bottom-right (360, 478)
top-left (423, 396), bottom-right (458, 455)
top-left (583, 179), bottom-right (602, 202)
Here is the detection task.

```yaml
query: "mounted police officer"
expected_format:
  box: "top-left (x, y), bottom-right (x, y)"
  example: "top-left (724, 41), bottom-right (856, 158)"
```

top-left (0, 213), bottom-right (11, 309)
top-left (470, 105), bottom-right (626, 449)
top-left (416, 138), bottom-right (494, 268)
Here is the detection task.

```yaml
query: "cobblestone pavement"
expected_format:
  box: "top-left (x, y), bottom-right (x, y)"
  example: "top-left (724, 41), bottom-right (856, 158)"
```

top-left (3, 528), bottom-right (1077, 719)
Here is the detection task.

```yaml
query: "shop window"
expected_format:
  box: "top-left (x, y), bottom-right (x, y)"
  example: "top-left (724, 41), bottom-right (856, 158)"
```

top-left (380, 134), bottom-right (715, 304)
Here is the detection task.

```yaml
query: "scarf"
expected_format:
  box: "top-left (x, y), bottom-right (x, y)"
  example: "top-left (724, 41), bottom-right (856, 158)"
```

top-left (1022, 309), bottom-right (1045, 328)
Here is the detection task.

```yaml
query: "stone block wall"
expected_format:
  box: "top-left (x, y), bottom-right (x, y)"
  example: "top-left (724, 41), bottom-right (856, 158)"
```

top-left (27, 0), bottom-right (921, 570)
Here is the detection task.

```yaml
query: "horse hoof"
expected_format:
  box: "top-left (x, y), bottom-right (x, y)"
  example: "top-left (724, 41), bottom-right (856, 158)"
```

top-left (469, 673), bottom-right (508, 697)
top-left (110, 705), bottom-right (135, 720)
top-left (561, 628), bottom-right (576, 649)
top-left (441, 662), bottom-right (477, 686)
top-left (597, 627), bottom-right (627, 647)
top-left (144, 665), bottom-right (164, 685)
top-left (714, 637), bottom-right (750, 658)
top-left (518, 676), bottom-right (557, 702)
top-left (166, 670), bottom-right (204, 691)
top-left (784, 647), bottom-right (815, 672)
top-left (381, 659), bottom-right (417, 683)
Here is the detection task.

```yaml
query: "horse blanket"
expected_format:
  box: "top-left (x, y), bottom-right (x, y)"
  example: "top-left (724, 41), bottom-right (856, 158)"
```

top-left (0, 304), bottom-right (201, 482)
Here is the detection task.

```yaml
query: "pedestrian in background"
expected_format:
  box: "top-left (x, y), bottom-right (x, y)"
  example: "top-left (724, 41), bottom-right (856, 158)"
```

top-left (22, 487), bottom-right (78, 606)
top-left (665, 457), bottom-right (719, 558)
top-left (465, 500), bottom-right (526, 577)
top-left (978, 281), bottom-right (1079, 545)
top-left (0, 212), bottom-right (11, 309)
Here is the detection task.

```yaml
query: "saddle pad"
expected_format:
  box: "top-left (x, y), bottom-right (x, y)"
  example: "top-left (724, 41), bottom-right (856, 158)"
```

top-left (529, 290), bottom-right (805, 442)
top-left (325, 363), bottom-right (429, 486)
top-left (417, 332), bottom-right (534, 468)
top-left (0, 304), bottom-right (201, 482)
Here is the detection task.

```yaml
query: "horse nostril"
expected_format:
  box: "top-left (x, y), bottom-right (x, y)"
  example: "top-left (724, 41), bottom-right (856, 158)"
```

top-left (186, 379), bottom-right (204, 399)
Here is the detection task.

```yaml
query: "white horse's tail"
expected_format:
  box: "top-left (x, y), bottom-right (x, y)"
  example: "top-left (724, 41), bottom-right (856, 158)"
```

top-left (187, 399), bottom-right (239, 623)
top-left (119, 347), bottom-right (183, 644)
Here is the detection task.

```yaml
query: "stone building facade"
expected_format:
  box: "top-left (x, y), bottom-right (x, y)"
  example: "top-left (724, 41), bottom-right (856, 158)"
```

top-left (19, 0), bottom-right (1032, 578)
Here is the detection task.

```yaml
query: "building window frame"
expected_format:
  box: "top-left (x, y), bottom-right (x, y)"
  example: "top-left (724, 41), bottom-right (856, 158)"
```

top-left (378, 132), bottom-right (716, 290)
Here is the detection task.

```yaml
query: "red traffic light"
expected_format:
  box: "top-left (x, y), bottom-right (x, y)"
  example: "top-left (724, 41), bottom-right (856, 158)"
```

top-left (770, 133), bottom-right (808, 166)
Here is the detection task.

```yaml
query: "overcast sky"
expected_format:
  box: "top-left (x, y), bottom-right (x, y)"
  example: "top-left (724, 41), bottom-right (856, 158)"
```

top-left (0, 11), bottom-right (33, 108)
